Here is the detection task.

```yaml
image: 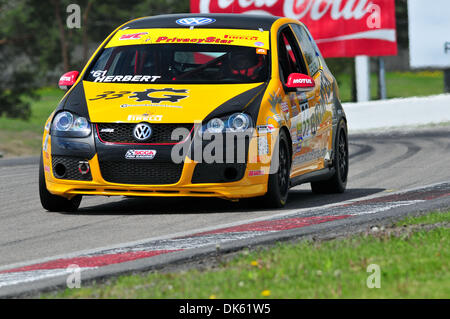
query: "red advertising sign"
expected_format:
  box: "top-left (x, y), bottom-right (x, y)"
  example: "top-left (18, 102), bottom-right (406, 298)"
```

top-left (190, 0), bottom-right (397, 57)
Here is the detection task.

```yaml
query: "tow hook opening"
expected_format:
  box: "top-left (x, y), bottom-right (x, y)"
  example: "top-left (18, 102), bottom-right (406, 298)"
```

top-left (54, 163), bottom-right (67, 178)
top-left (224, 166), bottom-right (238, 181)
top-left (78, 161), bottom-right (90, 175)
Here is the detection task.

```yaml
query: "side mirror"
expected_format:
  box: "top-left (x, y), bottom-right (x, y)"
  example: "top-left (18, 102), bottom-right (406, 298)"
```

top-left (58, 71), bottom-right (79, 90)
top-left (285, 73), bottom-right (315, 92)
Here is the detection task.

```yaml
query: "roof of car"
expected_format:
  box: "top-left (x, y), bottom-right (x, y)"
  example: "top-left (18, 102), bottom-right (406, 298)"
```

top-left (123, 13), bottom-right (281, 31)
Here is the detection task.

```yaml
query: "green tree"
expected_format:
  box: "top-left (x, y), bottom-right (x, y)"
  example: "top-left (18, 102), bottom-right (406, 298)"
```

top-left (0, 0), bottom-right (40, 119)
top-left (0, 0), bottom-right (190, 119)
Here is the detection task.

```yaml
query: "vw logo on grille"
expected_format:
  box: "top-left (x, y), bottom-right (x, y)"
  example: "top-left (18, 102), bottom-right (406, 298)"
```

top-left (133, 123), bottom-right (152, 141)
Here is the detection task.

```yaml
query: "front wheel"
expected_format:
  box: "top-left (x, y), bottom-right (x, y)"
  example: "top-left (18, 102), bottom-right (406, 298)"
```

top-left (311, 119), bottom-right (348, 194)
top-left (261, 130), bottom-right (291, 208)
top-left (39, 153), bottom-right (82, 212)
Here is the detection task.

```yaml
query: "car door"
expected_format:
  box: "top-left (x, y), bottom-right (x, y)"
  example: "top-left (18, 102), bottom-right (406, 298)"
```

top-left (291, 23), bottom-right (335, 172)
top-left (277, 25), bottom-right (322, 178)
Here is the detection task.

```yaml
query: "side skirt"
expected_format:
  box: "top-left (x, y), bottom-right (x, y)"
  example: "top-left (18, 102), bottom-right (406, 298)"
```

top-left (289, 167), bottom-right (335, 188)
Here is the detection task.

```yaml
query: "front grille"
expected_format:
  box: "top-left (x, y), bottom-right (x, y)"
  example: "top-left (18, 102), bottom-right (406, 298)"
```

top-left (52, 156), bottom-right (92, 181)
top-left (97, 123), bottom-right (193, 144)
top-left (99, 161), bottom-right (183, 185)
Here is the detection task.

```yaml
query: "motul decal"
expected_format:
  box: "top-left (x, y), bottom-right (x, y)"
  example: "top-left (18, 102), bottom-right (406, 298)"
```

top-left (292, 78), bottom-right (313, 84)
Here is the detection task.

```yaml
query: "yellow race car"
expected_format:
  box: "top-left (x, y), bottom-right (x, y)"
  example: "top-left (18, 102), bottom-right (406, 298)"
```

top-left (39, 14), bottom-right (348, 212)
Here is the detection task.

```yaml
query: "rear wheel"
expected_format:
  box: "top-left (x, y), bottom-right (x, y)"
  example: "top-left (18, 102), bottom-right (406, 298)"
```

top-left (261, 130), bottom-right (291, 208)
top-left (39, 153), bottom-right (81, 212)
top-left (311, 120), bottom-right (348, 194)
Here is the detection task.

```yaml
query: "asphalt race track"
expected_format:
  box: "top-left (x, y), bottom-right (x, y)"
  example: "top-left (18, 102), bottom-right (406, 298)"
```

top-left (0, 126), bottom-right (449, 296)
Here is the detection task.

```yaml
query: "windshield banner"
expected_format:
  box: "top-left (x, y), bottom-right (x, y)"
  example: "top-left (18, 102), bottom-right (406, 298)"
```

top-left (107, 28), bottom-right (270, 50)
top-left (190, 0), bottom-right (397, 57)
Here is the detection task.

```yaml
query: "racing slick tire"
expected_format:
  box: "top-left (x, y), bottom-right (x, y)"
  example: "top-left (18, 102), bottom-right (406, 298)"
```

top-left (311, 119), bottom-right (348, 194)
top-left (261, 129), bottom-right (291, 208)
top-left (39, 152), bottom-right (82, 212)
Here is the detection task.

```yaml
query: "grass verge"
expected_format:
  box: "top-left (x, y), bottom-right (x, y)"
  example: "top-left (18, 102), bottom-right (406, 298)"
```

top-left (0, 87), bottom-right (63, 157)
top-left (43, 211), bottom-right (450, 299)
top-left (337, 71), bottom-right (444, 102)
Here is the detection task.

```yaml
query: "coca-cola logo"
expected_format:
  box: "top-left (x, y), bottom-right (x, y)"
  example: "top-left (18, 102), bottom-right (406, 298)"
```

top-left (199, 0), bottom-right (373, 20)
top-left (193, 0), bottom-right (397, 58)
top-left (284, 0), bottom-right (373, 20)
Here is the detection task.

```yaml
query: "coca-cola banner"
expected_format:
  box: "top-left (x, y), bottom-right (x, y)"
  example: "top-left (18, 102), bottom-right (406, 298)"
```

top-left (190, 0), bottom-right (398, 57)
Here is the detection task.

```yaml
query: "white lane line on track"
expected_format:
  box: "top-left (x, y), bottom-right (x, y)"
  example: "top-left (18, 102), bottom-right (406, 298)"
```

top-left (84, 231), bottom-right (270, 256)
top-left (348, 200), bottom-right (425, 215)
top-left (0, 181), bottom-right (448, 274)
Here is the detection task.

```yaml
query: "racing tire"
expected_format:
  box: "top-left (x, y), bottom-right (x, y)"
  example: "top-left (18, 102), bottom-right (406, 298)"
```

top-left (311, 119), bottom-right (348, 194)
top-left (261, 129), bottom-right (291, 208)
top-left (39, 152), bottom-right (82, 212)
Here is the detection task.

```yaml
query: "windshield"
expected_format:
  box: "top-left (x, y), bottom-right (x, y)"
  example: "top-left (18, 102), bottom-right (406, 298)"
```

top-left (85, 44), bottom-right (270, 84)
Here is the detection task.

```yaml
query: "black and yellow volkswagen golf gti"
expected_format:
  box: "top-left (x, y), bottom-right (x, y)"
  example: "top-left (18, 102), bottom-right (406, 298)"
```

top-left (39, 14), bottom-right (349, 212)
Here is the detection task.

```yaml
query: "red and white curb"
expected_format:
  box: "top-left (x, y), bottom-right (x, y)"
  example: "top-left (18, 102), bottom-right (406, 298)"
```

top-left (0, 182), bottom-right (449, 290)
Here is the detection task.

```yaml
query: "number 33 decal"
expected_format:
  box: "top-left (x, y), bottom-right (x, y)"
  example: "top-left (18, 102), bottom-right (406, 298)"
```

top-left (89, 91), bottom-right (132, 100)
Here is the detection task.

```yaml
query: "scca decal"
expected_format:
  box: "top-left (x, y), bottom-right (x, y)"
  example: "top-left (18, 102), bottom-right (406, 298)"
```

top-left (125, 149), bottom-right (157, 159)
top-left (129, 88), bottom-right (189, 103)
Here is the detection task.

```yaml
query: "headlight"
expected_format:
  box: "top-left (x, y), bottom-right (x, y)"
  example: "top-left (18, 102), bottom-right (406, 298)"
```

top-left (54, 112), bottom-right (73, 131)
top-left (51, 111), bottom-right (91, 137)
top-left (203, 113), bottom-right (252, 134)
top-left (206, 118), bottom-right (225, 133)
top-left (228, 113), bottom-right (250, 132)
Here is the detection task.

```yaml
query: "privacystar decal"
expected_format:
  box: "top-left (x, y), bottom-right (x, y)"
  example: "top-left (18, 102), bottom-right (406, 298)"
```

top-left (155, 36), bottom-right (233, 44)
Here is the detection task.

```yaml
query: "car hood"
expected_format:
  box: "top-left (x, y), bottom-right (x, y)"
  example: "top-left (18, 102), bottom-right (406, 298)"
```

top-left (82, 81), bottom-right (264, 124)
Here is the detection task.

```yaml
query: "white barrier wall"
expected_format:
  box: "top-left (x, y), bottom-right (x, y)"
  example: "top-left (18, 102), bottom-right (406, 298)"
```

top-left (343, 94), bottom-right (450, 131)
